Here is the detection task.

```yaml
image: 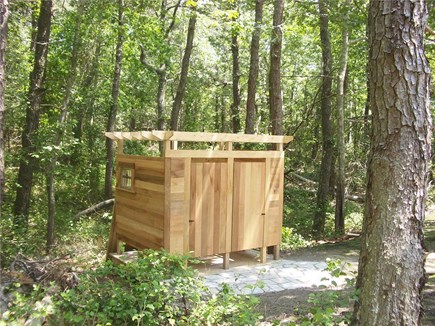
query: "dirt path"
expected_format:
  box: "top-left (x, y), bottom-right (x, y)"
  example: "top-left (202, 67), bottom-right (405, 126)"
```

top-left (256, 232), bottom-right (435, 324)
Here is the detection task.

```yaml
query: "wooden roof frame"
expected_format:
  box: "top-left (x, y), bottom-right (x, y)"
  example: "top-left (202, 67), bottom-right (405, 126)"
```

top-left (105, 130), bottom-right (293, 144)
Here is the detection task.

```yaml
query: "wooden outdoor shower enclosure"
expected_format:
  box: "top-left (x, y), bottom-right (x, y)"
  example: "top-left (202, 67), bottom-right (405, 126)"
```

top-left (106, 131), bottom-right (293, 268)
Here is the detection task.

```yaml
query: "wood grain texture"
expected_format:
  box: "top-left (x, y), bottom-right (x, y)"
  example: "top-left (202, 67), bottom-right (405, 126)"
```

top-left (109, 148), bottom-right (285, 267)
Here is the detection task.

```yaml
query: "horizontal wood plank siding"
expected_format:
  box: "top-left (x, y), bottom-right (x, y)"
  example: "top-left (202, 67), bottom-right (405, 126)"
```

top-left (109, 144), bottom-right (286, 264)
top-left (115, 155), bottom-right (165, 251)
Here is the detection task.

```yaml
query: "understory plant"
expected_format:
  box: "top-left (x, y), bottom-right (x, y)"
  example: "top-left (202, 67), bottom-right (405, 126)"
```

top-left (281, 227), bottom-right (311, 251)
top-left (290, 258), bottom-right (359, 326)
top-left (5, 250), bottom-right (260, 325)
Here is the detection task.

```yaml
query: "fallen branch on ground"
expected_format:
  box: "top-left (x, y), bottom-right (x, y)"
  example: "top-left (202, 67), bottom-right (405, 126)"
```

top-left (74, 198), bottom-right (114, 219)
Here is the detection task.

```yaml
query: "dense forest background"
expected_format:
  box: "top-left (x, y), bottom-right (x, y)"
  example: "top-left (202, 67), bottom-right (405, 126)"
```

top-left (1, 0), bottom-right (435, 258)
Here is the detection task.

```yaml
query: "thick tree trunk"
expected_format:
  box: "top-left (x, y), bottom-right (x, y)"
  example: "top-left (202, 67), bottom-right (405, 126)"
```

top-left (231, 21), bottom-right (241, 134)
top-left (104, 0), bottom-right (124, 200)
top-left (13, 0), bottom-right (52, 225)
top-left (334, 0), bottom-right (350, 235)
top-left (245, 0), bottom-right (264, 134)
top-left (170, 10), bottom-right (196, 131)
top-left (0, 0), bottom-right (8, 220)
top-left (312, 0), bottom-right (333, 236)
top-left (353, 1), bottom-right (431, 324)
top-left (46, 0), bottom-right (85, 252)
top-left (269, 0), bottom-right (284, 136)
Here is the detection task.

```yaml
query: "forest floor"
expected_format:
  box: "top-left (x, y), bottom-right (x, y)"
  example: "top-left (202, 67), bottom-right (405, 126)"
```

top-left (256, 211), bottom-right (435, 325)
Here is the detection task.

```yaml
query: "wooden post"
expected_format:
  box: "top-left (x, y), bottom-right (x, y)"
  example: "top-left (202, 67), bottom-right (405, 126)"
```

top-left (117, 139), bottom-right (124, 154)
top-left (225, 156), bottom-right (234, 269)
top-left (260, 246), bottom-right (267, 263)
top-left (273, 245), bottom-right (280, 260)
top-left (223, 252), bottom-right (230, 270)
top-left (184, 158), bottom-right (191, 252)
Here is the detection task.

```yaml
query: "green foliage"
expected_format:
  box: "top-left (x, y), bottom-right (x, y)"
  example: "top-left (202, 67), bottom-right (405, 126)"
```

top-left (1, 283), bottom-right (55, 324)
top-left (288, 258), bottom-right (358, 326)
top-left (281, 226), bottom-right (311, 251)
top-left (191, 283), bottom-right (261, 325)
top-left (283, 188), bottom-right (317, 236)
top-left (50, 250), bottom-right (260, 325)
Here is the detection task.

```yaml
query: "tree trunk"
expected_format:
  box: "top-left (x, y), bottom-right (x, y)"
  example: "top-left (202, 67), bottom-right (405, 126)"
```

top-left (45, 0), bottom-right (85, 252)
top-left (334, 0), bottom-right (350, 235)
top-left (353, 0), bottom-right (431, 324)
top-left (170, 10), bottom-right (196, 131)
top-left (269, 0), bottom-right (284, 136)
top-left (13, 0), bottom-right (52, 225)
top-left (245, 0), bottom-right (264, 134)
top-left (312, 0), bottom-right (333, 236)
top-left (156, 70), bottom-right (166, 130)
top-left (104, 0), bottom-right (124, 200)
top-left (0, 0), bottom-right (7, 220)
top-left (231, 19), bottom-right (241, 134)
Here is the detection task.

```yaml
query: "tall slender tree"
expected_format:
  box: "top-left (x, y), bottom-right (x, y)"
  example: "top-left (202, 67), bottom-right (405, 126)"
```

top-left (312, 0), bottom-right (333, 236)
top-left (245, 0), bottom-right (264, 134)
top-left (140, 0), bottom-right (181, 131)
top-left (334, 0), bottom-right (351, 235)
top-left (46, 0), bottom-right (85, 252)
top-left (353, 0), bottom-right (432, 324)
top-left (104, 0), bottom-right (124, 200)
top-left (170, 7), bottom-right (197, 131)
top-left (14, 0), bottom-right (53, 225)
top-left (269, 0), bottom-right (284, 136)
top-left (0, 0), bottom-right (8, 220)
top-left (230, 12), bottom-right (241, 134)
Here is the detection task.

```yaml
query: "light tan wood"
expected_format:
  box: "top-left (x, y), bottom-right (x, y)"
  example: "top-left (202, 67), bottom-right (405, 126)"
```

top-left (184, 158), bottom-right (191, 253)
top-left (167, 131), bottom-right (293, 144)
top-left (189, 159), bottom-right (228, 257)
top-left (165, 149), bottom-right (284, 159)
top-left (106, 130), bottom-right (293, 144)
top-left (164, 158), bottom-right (171, 251)
top-left (273, 245), bottom-right (280, 260)
top-left (226, 157), bottom-right (234, 254)
top-left (107, 131), bottom-right (289, 268)
top-left (232, 160), bottom-right (265, 251)
top-left (117, 140), bottom-right (124, 154)
top-left (223, 252), bottom-right (230, 270)
top-left (260, 246), bottom-right (267, 263)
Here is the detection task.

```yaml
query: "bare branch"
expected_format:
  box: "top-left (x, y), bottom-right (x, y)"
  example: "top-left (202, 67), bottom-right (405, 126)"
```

top-left (164, 0), bottom-right (181, 38)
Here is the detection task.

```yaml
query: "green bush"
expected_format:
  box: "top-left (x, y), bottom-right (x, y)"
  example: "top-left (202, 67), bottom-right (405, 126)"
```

top-left (51, 250), bottom-right (260, 325)
top-left (281, 227), bottom-right (311, 251)
top-left (289, 258), bottom-right (358, 326)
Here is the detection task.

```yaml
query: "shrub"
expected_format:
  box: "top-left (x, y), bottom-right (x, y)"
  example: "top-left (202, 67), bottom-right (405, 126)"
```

top-left (51, 250), bottom-right (260, 325)
top-left (281, 227), bottom-right (311, 251)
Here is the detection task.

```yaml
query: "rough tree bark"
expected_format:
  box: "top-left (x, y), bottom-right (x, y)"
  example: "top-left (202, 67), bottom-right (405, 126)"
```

top-left (170, 9), bottom-right (196, 131)
top-left (312, 0), bottom-right (333, 236)
top-left (14, 0), bottom-right (52, 225)
top-left (104, 0), bottom-right (124, 200)
top-left (231, 17), bottom-right (241, 134)
top-left (353, 0), bottom-right (432, 324)
top-left (245, 0), bottom-right (264, 134)
top-left (334, 0), bottom-right (350, 235)
top-left (45, 0), bottom-right (85, 252)
top-left (269, 0), bottom-right (284, 136)
top-left (0, 0), bottom-right (7, 221)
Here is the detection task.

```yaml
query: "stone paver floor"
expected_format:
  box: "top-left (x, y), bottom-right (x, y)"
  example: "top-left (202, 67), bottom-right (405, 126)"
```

top-left (197, 250), bottom-right (435, 295)
top-left (195, 250), bottom-right (357, 295)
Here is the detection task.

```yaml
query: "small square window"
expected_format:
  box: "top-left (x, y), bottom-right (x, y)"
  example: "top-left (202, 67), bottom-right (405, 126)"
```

top-left (118, 163), bottom-right (135, 192)
top-left (121, 168), bottom-right (133, 189)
